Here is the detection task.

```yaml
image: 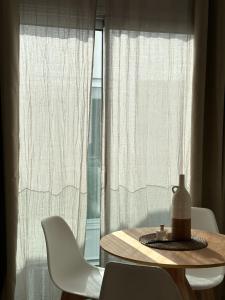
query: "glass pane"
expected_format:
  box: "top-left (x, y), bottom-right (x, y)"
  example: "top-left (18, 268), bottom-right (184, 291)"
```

top-left (87, 30), bottom-right (102, 219)
top-left (84, 30), bottom-right (102, 264)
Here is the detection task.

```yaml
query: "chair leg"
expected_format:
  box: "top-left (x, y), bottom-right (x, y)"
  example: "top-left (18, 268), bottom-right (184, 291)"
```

top-left (194, 288), bottom-right (215, 300)
top-left (61, 291), bottom-right (85, 300)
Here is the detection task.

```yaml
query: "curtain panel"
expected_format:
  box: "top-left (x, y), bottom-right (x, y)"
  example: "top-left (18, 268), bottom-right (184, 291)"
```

top-left (0, 0), bottom-right (19, 299)
top-left (191, 0), bottom-right (225, 298)
top-left (105, 0), bottom-right (193, 33)
top-left (101, 0), bottom-right (194, 242)
top-left (191, 0), bottom-right (225, 230)
top-left (16, 0), bottom-right (96, 299)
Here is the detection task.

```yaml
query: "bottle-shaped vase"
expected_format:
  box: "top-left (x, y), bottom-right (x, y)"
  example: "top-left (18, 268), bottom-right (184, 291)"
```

top-left (171, 174), bottom-right (191, 241)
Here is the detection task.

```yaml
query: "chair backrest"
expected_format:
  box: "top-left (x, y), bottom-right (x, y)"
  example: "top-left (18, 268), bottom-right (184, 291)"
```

top-left (191, 207), bottom-right (219, 232)
top-left (41, 216), bottom-right (87, 289)
top-left (99, 262), bottom-right (182, 300)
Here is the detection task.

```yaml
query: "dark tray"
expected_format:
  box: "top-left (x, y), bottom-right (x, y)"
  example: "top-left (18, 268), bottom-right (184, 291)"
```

top-left (139, 233), bottom-right (208, 251)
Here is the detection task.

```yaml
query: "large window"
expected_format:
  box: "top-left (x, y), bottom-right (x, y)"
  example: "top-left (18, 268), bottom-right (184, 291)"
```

top-left (17, 18), bottom-right (193, 300)
top-left (17, 0), bottom-right (195, 296)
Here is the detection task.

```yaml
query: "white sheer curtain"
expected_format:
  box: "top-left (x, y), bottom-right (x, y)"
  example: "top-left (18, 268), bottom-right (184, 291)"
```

top-left (16, 0), bottom-right (96, 299)
top-left (101, 0), bottom-right (194, 237)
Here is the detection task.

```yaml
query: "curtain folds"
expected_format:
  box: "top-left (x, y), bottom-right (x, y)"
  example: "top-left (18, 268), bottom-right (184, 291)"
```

top-left (16, 0), bottom-right (96, 299)
top-left (101, 0), bottom-right (194, 243)
top-left (191, 1), bottom-right (225, 298)
top-left (191, 0), bottom-right (225, 229)
top-left (0, 0), bottom-right (19, 299)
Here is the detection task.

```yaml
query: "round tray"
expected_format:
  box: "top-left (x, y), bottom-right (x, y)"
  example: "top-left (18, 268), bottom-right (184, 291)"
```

top-left (139, 233), bottom-right (208, 251)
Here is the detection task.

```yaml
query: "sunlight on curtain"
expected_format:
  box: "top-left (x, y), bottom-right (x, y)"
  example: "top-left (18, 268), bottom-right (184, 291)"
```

top-left (102, 0), bottom-right (194, 236)
top-left (16, 0), bottom-right (96, 298)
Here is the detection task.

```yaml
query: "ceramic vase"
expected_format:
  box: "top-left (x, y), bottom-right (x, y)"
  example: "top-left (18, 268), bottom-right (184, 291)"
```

top-left (171, 174), bottom-right (191, 241)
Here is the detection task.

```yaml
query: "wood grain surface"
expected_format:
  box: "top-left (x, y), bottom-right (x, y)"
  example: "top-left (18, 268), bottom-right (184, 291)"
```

top-left (100, 228), bottom-right (225, 269)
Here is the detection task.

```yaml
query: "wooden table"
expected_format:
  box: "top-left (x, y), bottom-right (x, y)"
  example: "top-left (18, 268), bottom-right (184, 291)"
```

top-left (100, 228), bottom-right (225, 300)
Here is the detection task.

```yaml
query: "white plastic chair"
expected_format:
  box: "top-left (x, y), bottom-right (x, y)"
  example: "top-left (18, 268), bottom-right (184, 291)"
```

top-left (186, 207), bottom-right (225, 290)
top-left (41, 216), bottom-right (104, 300)
top-left (99, 262), bottom-right (182, 300)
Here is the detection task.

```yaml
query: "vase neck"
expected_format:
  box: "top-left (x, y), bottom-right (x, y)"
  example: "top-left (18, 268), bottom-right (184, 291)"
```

top-left (179, 174), bottom-right (185, 188)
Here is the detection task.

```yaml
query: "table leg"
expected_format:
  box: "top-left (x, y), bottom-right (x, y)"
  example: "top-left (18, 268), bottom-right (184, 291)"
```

top-left (165, 268), bottom-right (197, 300)
top-left (194, 289), bottom-right (215, 300)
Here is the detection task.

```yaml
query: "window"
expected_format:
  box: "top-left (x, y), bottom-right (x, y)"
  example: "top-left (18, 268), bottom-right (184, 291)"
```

top-left (17, 14), bottom-right (193, 299)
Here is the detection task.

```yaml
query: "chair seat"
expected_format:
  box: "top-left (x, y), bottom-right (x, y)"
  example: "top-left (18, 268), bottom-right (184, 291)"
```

top-left (58, 266), bottom-right (104, 299)
top-left (186, 267), bottom-right (225, 290)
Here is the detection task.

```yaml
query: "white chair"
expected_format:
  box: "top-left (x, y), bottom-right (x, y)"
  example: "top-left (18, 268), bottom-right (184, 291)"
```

top-left (186, 207), bottom-right (225, 290)
top-left (99, 262), bottom-right (182, 300)
top-left (41, 216), bottom-right (104, 300)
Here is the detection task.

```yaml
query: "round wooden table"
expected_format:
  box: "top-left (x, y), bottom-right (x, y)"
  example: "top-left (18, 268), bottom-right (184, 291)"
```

top-left (100, 228), bottom-right (225, 300)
